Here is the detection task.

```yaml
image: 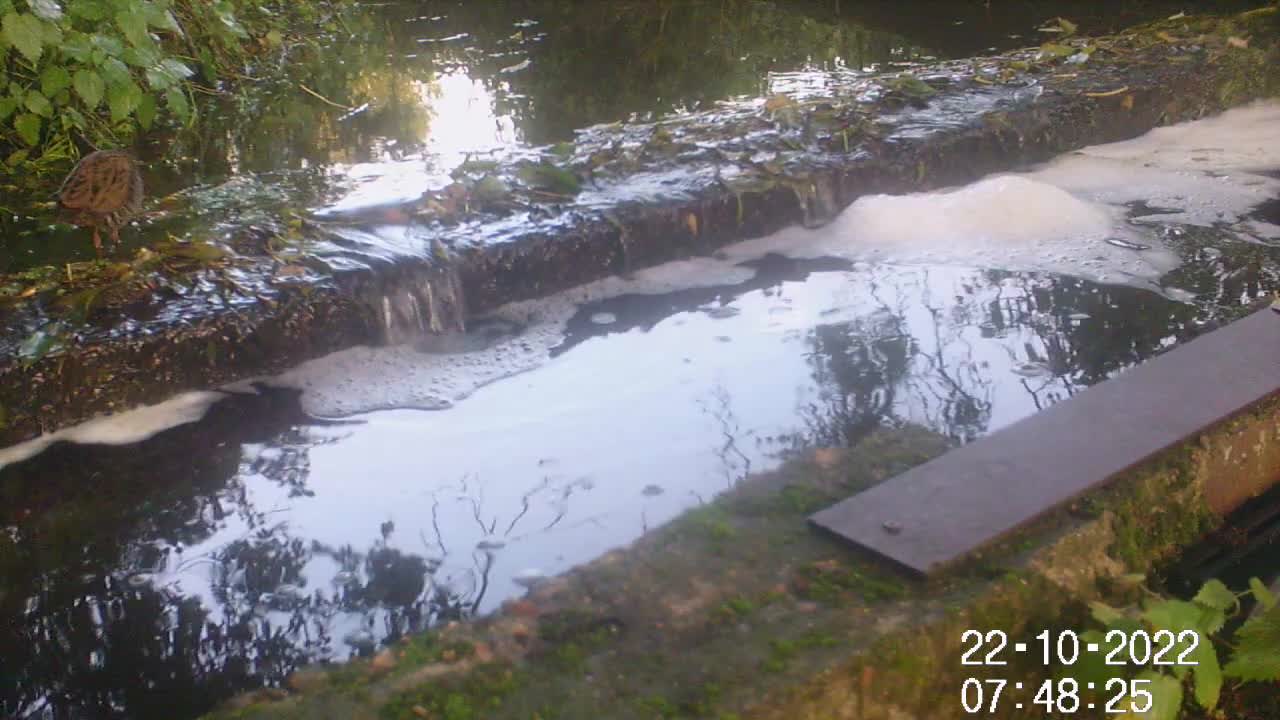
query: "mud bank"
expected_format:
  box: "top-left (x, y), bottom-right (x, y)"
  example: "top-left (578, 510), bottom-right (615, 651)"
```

top-left (2, 8), bottom-right (1279, 444)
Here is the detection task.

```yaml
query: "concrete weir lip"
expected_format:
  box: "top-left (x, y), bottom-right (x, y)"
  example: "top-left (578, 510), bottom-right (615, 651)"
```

top-left (810, 306), bottom-right (1280, 577)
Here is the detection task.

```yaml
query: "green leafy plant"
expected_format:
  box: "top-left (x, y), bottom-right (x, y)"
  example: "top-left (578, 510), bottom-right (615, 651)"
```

top-left (0, 0), bottom-right (349, 180)
top-left (1074, 577), bottom-right (1280, 720)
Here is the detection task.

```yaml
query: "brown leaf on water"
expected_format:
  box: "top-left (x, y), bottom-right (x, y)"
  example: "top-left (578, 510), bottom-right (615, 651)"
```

top-left (1121, 94), bottom-right (1134, 111)
top-left (684, 211), bottom-right (699, 237)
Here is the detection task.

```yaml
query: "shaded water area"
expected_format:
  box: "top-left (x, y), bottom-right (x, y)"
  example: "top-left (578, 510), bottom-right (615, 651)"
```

top-left (3, 2), bottom-right (1280, 720)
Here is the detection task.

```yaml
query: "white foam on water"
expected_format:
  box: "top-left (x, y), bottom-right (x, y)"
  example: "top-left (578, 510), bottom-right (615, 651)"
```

top-left (9, 103), bottom-right (1277, 434)
top-left (723, 100), bottom-right (1280, 285)
top-left (250, 256), bottom-right (757, 417)
top-left (0, 391), bottom-right (225, 471)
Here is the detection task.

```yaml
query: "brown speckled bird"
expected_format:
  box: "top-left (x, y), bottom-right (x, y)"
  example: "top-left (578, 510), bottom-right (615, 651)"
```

top-left (56, 149), bottom-right (144, 254)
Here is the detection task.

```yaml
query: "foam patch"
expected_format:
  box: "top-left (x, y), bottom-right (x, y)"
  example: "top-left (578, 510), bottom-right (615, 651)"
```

top-left (0, 391), bottom-right (225, 471)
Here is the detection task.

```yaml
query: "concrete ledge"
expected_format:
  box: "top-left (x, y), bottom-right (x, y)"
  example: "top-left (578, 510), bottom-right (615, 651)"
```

top-left (810, 307), bottom-right (1280, 576)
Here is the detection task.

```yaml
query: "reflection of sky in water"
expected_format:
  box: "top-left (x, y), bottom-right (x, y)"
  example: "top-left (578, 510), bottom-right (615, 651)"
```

top-left (143, 263), bottom-right (1162, 664)
top-left (324, 71), bottom-right (517, 211)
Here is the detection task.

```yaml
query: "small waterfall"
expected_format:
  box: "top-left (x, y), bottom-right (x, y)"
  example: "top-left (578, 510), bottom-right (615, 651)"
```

top-left (360, 261), bottom-right (468, 346)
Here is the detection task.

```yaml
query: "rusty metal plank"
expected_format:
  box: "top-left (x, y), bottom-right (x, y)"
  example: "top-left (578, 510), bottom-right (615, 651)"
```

top-left (809, 307), bottom-right (1280, 577)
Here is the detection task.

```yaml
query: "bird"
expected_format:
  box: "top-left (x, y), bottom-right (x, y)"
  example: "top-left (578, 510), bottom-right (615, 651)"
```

top-left (55, 149), bottom-right (144, 255)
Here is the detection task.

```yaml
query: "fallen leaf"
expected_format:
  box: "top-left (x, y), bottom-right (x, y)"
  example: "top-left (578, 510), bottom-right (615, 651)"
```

top-left (1227, 36), bottom-right (1249, 49)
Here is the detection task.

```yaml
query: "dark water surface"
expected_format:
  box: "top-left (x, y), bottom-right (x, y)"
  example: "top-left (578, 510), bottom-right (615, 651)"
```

top-left (2, 2), bottom-right (1280, 719)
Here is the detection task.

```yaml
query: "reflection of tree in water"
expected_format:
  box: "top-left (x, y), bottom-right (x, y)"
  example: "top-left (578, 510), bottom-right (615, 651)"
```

top-left (156, 0), bottom-right (934, 186)
top-left (801, 310), bottom-right (915, 446)
top-left (0, 389), bottom-right (398, 720)
top-left (793, 265), bottom-right (1232, 449)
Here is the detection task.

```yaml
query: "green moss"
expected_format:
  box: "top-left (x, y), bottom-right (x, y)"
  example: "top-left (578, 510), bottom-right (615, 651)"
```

top-left (764, 631), bottom-right (840, 673)
top-left (394, 634), bottom-right (475, 672)
top-left (792, 560), bottom-right (907, 605)
top-left (1100, 445), bottom-right (1213, 570)
top-left (381, 662), bottom-right (520, 720)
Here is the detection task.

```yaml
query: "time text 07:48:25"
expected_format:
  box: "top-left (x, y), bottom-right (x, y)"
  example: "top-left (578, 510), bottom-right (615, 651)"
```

top-left (959, 628), bottom-right (1201, 714)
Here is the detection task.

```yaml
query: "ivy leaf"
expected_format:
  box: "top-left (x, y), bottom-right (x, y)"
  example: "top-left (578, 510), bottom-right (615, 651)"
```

top-left (1193, 579), bottom-right (1236, 612)
top-left (1133, 670), bottom-right (1181, 720)
top-left (146, 57), bottom-right (191, 89)
top-left (27, 0), bottom-right (62, 21)
top-left (115, 8), bottom-right (148, 47)
top-left (60, 32), bottom-right (92, 61)
top-left (1250, 577), bottom-right (1277, 611)
top-left (135, 92), bottom-right (155, 129)
top-left (0, 94), bottom-right (18, 120)
top-left (143, 4), bottom-right (179, 31)
top-left (144, 67), bottom-right (171, 90)
top-left (3, 12), bottom-right (44, 63)
top-left (1142, 599), bottom-right (1202, 634)
top-left (24, 89), bottom-right (50, 117)
top-left (90, 32), bottom-right (124, 58)
top-left (1223, 605), bottom-right (1280, 681)
top-left (68, 0), bottom-right (102, 21)
top-left (59, 105), bottom-right (86, 130)
top-left (1067, 629), bottom-right (1126, 688)
top-left (164, 86), bottom-right (189, 122)
top-left (99, 57), bottom-right (130, 86)
top-left (73, 69), bottom-right (104, 108)
top-left (13, 112), bottom-right (40, 145)
top-left (159, 58), bottom-right (193, 79)
top-left (106, 78), bottom-right (142, 121)
top-left (1190, 638), bottom-right (1222, 710)
top-left (1197, 605), bottom-right (1226, 636)
top-left (122, 44), bottom-right (161, 68)
top-left (1089, 601), bottom-right (1124, 626)
top-left (36, 14), bottom-right (57, 45)
top-left (40, 65), bottom-right (71, 96)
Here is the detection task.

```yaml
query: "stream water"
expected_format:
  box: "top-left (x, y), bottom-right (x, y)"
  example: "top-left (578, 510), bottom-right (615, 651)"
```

top-left (2, 2), bottom-right (1279, 719)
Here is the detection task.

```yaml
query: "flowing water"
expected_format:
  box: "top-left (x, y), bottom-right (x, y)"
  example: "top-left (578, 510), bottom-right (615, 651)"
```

top-left (2, 2), bottom-right (1279, 719)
